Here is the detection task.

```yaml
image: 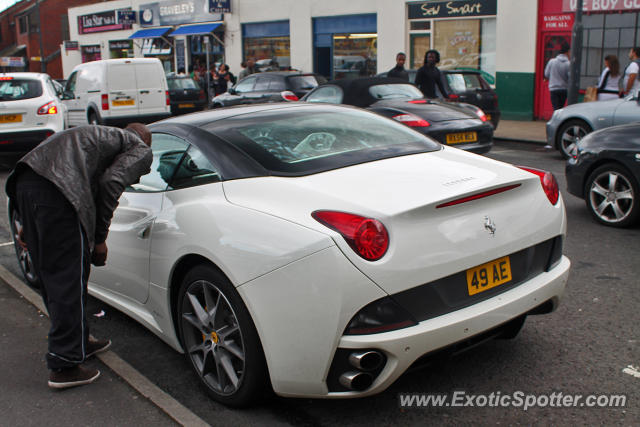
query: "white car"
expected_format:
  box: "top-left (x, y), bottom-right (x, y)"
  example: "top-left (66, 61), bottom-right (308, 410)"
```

top-left (0, 72), bottom-right (66, 154)
top-left (11, 104), bottom-right (570, 407)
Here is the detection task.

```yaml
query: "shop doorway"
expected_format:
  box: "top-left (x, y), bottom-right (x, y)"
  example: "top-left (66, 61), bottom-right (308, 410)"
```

top-left (315, 47), bottom-right (331, 78)
top-left (536, 33), bottom-right (572, 120)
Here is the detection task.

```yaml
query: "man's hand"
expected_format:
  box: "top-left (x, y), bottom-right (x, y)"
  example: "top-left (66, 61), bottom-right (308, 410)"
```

top-left (16, 227), bottom-right (27, 250)
top-left (92, 242), bottom-right (108, 266)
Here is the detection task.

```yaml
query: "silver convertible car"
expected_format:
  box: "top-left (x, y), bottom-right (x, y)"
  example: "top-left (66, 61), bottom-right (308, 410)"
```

top-left (546, 91), bottom-right (640, 158)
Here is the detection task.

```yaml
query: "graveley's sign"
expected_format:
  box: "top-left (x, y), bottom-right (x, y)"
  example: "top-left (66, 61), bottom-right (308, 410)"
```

top-left (408, 0), bottom-right (497, 19)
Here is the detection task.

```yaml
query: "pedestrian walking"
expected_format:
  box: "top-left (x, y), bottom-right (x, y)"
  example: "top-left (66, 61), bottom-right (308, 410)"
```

top-left (544, 43), bottom-right (570, 110)
top-left (387, 52), bottom-right (409, 81)
top-left (596, 55), bottom-right (621, 101)
top-left (414, 50), bottom-right (446, 98)
top-left (620, 47), bottom-right (640, 97)
top-left (5, 124), bottom-right (153, 390)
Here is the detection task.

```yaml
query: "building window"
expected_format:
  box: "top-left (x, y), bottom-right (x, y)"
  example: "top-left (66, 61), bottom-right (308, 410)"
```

top-left (242, 21), bottom-right (291, 71)
top-left (18, 15), bottom-right (28, 34)
top-left (332, 34), bottom-right (377, 79)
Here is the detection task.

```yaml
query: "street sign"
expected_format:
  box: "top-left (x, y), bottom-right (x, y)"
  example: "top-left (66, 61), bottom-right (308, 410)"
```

top-left (209, 0), bottom-right (231, 13)
top-left (64, 41), bottom-right (79, 51)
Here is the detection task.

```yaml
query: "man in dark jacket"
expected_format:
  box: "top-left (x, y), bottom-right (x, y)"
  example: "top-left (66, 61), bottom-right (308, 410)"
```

top-left (415, 49), bottom-right (446, 99)
top-left (387, 52), bottom-right (409, 81)
top-left (5, 123), bottom-right (152, 389)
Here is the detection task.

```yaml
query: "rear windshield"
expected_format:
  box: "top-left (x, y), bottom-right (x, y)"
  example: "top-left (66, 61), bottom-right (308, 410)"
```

top-left (369, 84), bottom-right (424, 100)
top-left (288, 75), bottom-right (326, 91)
top-left (168, 78), bottom-right (199, 90)
top-left (445, 73), bottom-right (486, 93)
top-left (206, 106), bottom-right (440, 175)
top-left (0, 78), bottom-right (43, 101)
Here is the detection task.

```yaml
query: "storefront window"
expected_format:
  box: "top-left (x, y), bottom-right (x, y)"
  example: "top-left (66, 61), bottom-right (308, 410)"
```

top-left (109, 40), bottom-right (133, 59)
top-left (142, 38), bottom-right (173, 73)
top-left (410, 34), bottom-right (431, 69)
top-left (81, 45), bottom-right (101, 63)
top-left (243, 36), bottom-right (291, 71)
top-left (332, 34), bottom-right (377, 79)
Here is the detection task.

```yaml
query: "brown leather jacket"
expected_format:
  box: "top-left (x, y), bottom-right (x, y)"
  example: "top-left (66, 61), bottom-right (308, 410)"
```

top-left (6, 125), bottom-right (152, 249)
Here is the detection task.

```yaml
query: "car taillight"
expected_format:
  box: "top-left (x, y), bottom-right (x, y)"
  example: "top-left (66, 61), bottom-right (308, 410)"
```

top-left (101, 94), bottom-right (109, 110)
top-left (392, 113), bottom-right (430, 127)
top-left (518, 166), bottom-right (559, 205)
top-left (281, 91), bottom-right (298, 101)
top-left (408, 99), bottom-right (427, 104)
top-left (198, 89), bottom-right (205, 100)
top-left (166, 90), bottom-right (170, 106)
top-left (448, 93), bottom-right (460, 100)
top-left (37, 101), bottom-right (57, 115)
top-left (475, 107), bottom-right (488, 122)
top-left (312, 210), bottom-right (389, 261)
top-left (0, 76), bottom-right (13, 81)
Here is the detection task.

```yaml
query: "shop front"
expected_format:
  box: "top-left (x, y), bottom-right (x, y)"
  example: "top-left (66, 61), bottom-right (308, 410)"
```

top-left (109, 40), bottom-right (134, 59)
top-left (407, 0), bottom-right (497, 84)
top-left (535, 0), bottom-right (640, 119)
top-left (129, 27), bottom-right (173, 72)
top-left (312, 14), bottom-right (377, 79)
top-left (81, 45), bottom-right (102, 62)
top-left (242, 21), bottom-right (291, 71)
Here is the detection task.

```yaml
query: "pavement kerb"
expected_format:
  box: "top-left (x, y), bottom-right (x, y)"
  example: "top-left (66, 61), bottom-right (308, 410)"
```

top-left (0, 264), bottom-right (210, 427)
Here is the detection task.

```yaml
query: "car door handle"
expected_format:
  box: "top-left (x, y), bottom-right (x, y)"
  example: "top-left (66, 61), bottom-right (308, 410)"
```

top-left (137, 223), bottom-right (152, 239)
top-left (140, 90), bottom-right (150, 94)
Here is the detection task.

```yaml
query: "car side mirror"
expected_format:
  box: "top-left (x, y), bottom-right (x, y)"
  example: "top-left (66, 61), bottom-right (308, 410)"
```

top-left (228, 87), bottom-right (236, 95)
top-left (62, 90), bottom-right (75, 100)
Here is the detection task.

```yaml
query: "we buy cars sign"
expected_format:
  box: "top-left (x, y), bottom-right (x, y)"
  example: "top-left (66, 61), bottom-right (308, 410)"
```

top-left (563, 0), bottom-right (640, 12)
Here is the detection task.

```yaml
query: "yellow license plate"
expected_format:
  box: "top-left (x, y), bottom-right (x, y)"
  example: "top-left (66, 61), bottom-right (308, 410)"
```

top-left (446, 132), bottom-right (477, 144)
top-left (178, 103), bottom-right (195, 108)
top-left (0, 114), bottom-right (22, 123)
top-left (466, 256), bottom-right (512, 296)
top-left (112, 99), bottom-right (135, 106)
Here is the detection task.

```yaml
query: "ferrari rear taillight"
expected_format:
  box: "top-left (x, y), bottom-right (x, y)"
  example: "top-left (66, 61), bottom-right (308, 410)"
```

top-left (518, 166), bottom-right (559, 205)
top-left (312, 211), bottom-right (389, 261)
top-left (101, 94), bottom-right (109, 110)
top-left (37, 101), bottom-right (57, 115)
top-left (281, 91), bottom-right (299, 101)
top-left (392, 113), bottom-right (430, 127)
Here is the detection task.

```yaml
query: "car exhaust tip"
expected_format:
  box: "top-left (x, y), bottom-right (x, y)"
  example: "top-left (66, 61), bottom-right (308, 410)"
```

top-left (339, 371), bottom-right (373, 391)
top-left (348, 350), bottom-right (383, 371)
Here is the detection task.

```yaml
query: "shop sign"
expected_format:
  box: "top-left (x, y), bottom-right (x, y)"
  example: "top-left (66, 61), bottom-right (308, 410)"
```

top-left (82, 45), bottom-right (101, 54)
top-left (408, 0), bottom-right (497, 19)
top-left (209, 0), bottom-right (231, 13)
top-left (541, 13), bottom-right (575, 31)
top-left (110, 40), bottom-right (133, 50)
top-left (563, 0), bottom-right (640, 12)
top-left (141, 38), bottom-right (172, 55)
top-left (139, 0), bottom-right (222, 27)
top-left (117, 10), bottom-right (137, 25)
top-left (0, 57), bottom-right (25, 67)
top-left (78, 10), bottom-right (132, 34)
top-left (64, 41), bottom-right (79, 51)
top-left (176, 39), bottom-right (186, 71)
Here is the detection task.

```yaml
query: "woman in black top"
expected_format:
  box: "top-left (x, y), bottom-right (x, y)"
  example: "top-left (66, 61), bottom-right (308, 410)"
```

top-left (415, 50), bottom-right (446, 99)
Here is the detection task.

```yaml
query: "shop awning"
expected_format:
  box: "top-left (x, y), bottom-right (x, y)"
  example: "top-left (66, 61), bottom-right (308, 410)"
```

top-left (128, 27), bottom-right (172, 39)
top-left (169, 22), bottom-right (221, 36)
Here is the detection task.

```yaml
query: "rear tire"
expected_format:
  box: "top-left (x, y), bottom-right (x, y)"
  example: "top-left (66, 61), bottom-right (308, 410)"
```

top-left (177, 264), bottom-right (268, 407)
top-left (556, 119), bottom-right (591, 159)
top-left (584, 163), bottom-right (640, 227)
top-left (88, 111), bottom-right (100, 125)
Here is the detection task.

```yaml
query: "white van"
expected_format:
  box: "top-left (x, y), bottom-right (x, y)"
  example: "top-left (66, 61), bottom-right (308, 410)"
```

top-left (63, 58), bottom-right (171, 127)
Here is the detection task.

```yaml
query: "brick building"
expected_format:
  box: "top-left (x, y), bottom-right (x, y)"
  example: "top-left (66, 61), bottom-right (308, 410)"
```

top-left (0, 0), bottom-right (100, 78)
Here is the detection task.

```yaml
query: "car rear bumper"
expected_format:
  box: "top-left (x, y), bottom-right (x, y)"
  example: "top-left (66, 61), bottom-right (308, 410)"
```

top-left (423, 120), bottom-right (493, 154)
top-left (170, 100), bottom-right (206, 115)
top-left (0, 129), bottom-right (55, 153)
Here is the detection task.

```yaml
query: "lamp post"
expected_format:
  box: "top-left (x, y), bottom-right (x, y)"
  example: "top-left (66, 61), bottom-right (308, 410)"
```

top-left (567, 0), bottom-right (583, 105)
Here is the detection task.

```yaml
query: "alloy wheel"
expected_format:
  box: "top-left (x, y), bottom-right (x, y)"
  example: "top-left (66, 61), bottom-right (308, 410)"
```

top-left (560, 124), bottom-right (588, 158)
top-left (11, 210), bottom-right (38, 286)
top-left (589, 170), bottom-right (635, 224)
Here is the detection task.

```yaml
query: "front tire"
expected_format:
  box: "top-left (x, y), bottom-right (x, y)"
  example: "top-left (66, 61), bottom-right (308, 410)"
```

top-left (177, 264), bottom-right (268, 407)
top-left (584, 163), bottom-right (640, 227)
top-left (88, 111), bottom-right (100, 125)
top-left (556, 119), bottom-right (591, 159)
top-left (9, 206), bottom-right (40, 288)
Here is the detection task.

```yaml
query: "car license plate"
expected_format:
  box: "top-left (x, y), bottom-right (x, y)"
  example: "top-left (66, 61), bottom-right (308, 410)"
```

top-left (178, 103), bottom-right (195, 108)
top-left (112, 99), bottom-right (134, 106)
top-left (446, 132), bottom-right (477, 144)
top-left (466, 256), bottom-right (512, 296)
top-left (0, 114), bottom-right (22, 124)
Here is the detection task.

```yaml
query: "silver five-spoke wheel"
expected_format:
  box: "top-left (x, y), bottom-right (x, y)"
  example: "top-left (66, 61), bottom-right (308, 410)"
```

top-left (557, 120), bottom-right (591, 159)
top-left (586, 164), bottom-right (639, 227)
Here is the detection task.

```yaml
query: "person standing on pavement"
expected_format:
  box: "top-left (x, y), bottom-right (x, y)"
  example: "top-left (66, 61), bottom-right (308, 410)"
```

top-left (620, 47), bottom-right (640, 98)
top-left (544, 44), bottom-right (571, 110)
top-left (596, 55), bottom-right (621, 101)
top-left (238, 58), bottom-right (257, 80)
top-left (415, 50), bottom-right (446, 99)
top-left (5, 124), bottom-right (153, 390)
top-left (387, 52), bottom-right (409, 81)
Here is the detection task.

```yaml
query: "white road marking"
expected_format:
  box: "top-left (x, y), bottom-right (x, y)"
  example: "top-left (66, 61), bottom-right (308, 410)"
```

top-left (0, 241), bottom-right (14, 247)
top-left (623, 365), bottom-right (640, 379)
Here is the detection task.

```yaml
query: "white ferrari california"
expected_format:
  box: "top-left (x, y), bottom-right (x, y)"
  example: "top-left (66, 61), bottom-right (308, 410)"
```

top-left (11, 103), bottom-right (570, 407)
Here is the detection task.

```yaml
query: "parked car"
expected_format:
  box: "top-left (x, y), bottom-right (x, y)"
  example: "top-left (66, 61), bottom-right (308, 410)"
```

top-left (166, 74), bottom-right (206, 115)
top-left (546, 90), bottom-right (640, 158)
top-left (302, 77), bottom-right (494, 153)
top-left (210, 71), bottom-right (326, 108)
top-left (62, 58), bottom-right (171, 127)
top-left (10, 103), bottom-right (569, 406)
top-left (566, 122), bottom-right (640, 227)
top-left (377, 69), bottom-right (500, 128)
top-left (0, 72), bottom-right (67, 154)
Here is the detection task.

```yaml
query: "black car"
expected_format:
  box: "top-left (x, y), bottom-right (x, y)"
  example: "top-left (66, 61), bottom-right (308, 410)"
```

top-left (566, 123), bottom-right (640, 227)
top-left (378, 69), bottom-right (500, 129)
top-left (210, 72), bottom-right (326, 108)
top-left (167, 75), bottom-right (207, 115)
top-left (302, 77), bottom-right (493, 154)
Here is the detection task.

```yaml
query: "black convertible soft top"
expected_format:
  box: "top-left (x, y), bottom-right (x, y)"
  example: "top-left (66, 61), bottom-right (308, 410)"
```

top-left (321, 77), bottom-right (415, 108)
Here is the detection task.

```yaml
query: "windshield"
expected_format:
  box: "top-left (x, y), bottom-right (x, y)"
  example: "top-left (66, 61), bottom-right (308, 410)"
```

top-left (206, 106), bottom-right (440, 175)
top-left (369, 84), bottom-right (424, 100)
top-left (168, 78), bottom-right (199, 90)
top-left (0, 78), bottom-right (43, 101)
